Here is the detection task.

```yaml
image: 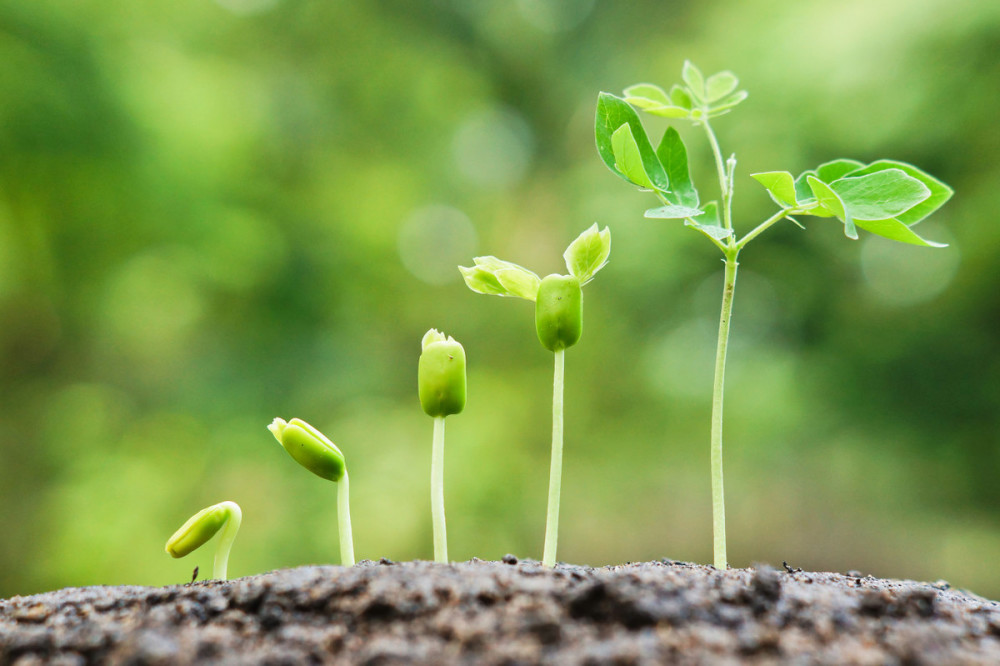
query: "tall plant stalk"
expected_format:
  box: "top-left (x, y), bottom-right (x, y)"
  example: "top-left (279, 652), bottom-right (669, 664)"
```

top-left (706, 119), bottom-right (737, 570)
top-left (710, 253), bottom-right (738, 569)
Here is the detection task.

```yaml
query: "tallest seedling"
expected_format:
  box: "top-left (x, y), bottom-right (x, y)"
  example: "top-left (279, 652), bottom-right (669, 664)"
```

top-left (461, 224), bottom-right (611, 567)
top-left (595, 62), bottom-right (952, 568)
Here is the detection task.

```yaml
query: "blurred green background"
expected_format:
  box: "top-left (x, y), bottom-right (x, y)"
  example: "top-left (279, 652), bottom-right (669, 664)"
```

top-left (2, 0), bottom-right (998, 599)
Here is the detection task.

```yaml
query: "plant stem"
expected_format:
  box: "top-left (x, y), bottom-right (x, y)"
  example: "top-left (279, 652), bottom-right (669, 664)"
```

top-left (543, 348), bottom-right (565, 568)
top-left (702, 120), bottom-right (733, 233)
top-left (711, 252), bottom-right (739, 569)
top-left (338, 471), bottom-right (355, 566)
top-left (737, 208), bottom-right (802, 250)
top-left (212, 501), bottom-right (242, 581)
top-left (431, 416), bottom-right (448, 563)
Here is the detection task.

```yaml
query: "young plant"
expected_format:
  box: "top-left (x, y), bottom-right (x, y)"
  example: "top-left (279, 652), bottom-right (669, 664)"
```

top-left (165, 500), bottom-right (242, 581)
top-left (460, 223), bottom-right (611, 567)
top-left (418, 328), bottom-right (467, 563)
top-left (268, 417), bottom-right (355, 566)
top-left (595, 62), bottom-right (952, 569)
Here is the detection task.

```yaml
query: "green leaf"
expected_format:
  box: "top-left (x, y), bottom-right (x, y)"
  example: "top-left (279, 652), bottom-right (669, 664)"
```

top-left (495, 267), bottom-right (541, 301)
top-left (853, 218), bottom-right (947, 247)
top-left (705, 71), bottom-right (738, 102)
top-left (461, 257), bottom-right (540, 298)
top-left (563, 223), bottom-right (611, 285)
top-left (595, 93), bottom-right (669, 190)
top-left (699, 201), bottom-right (721, 226)
top-left (751, 171), bottom-right (797, 207)
top-left (460, 265), bottom-right (506, 296)
top-left (670, 85), bottom-right (693, 110)
top-left (685, 219), bottom-right (733, 241)
top-left (842, 160), bottom-right (952, 226)
top-left (682, 61), bottom-right (706, 102)
top-left (830, 169), bottom-right (930, 221)
top-left (808, 175), bottom-right (857, 239)
top-left (623, 83), bottom-right (671, 109)
top-left (645, 204), bottom-right (705, 219)
top-left (611, 124), bottom-right (655, 189)
top-left (815, 159), bottom-right (864, 184)
top-left (643, 105), bottom-right (693, 119)
top-left (794, 170), bottom-right (819, 204)
top-left (656, 127), bottom-right (699, 208)
top-left (473, 256), bottom-right (538, 277)
top-left (706, 90), bottom-right (748, 116)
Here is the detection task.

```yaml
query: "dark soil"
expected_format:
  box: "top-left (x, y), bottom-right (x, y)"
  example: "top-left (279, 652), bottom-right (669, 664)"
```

top-left (2, 558), bottom-right (999, 665)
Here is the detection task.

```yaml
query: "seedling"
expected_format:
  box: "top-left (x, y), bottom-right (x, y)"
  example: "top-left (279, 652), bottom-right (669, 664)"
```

top-left (268, 417), bottom-right (355, 566)
top-left (595, 62), bottom-right (952, 569)
top-left (418, 328), bottom-right (467, 563)
top-left (165, 500), bottom-right (242, 581)
top-left (461, 223), bottom-right (611, 567)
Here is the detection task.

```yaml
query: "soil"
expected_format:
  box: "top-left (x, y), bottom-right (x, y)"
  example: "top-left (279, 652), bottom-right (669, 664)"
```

top-left (2, 558), bottom-right (999, 665)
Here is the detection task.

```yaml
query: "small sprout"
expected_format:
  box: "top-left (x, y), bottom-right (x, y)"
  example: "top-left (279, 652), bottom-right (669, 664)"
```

top-left (535, 274), bottom-right (583, 352)
top-left (460, 223), bottom-right (611, 567)
top-left (165, 500), bottom-right (242, 581)
top-left (419, 328), bottom-right (467, 418)
top-left (595, 62), bottom-right (952, 569)
top-left (269, 417), bottom-right (355, 566)
top-left (418, 329), bottom-right (467, 563)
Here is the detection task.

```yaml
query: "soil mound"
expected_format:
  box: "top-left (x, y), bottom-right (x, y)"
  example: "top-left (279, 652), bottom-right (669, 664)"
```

top-left (2, 558), bottom-right (999, 664)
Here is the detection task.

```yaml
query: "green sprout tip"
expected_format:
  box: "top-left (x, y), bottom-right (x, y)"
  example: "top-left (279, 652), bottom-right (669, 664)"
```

top-left (418, 328), bottom-right (467, 563)
top-left (269, 417), bottom-right (355, 566)
top-left (165, 500), bottom-right (242, 581)
top-left (460, 224), bottom-right (611, 567)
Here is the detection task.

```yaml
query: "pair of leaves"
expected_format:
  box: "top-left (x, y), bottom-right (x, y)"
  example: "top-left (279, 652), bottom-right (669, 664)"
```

top-left (621, 62), bottom-right (748, 121)
top-left (596, 62), bottom-right (750, 247)
top-left (596, 93), bottom-right (700, 203)
top-left (596, 93), bottom-right (669, 192)
top-left (460, 224), bottom-right (611, 301)
top-left (598, 94), bottom-right (731, 243)
top-left (459, 256), bottom-right (541, 301)
top-left (751, 160), bottom-right (952, 247)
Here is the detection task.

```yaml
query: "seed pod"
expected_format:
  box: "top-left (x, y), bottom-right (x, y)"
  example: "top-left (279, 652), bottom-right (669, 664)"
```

top-left (418, 329), bottom-right (467, 418)
top-left (535, 274), bottom-right (582, 352)
top-left (269, 417), bottom-right (346, 482)
top-left (165, 502), bottom-right (236, 558)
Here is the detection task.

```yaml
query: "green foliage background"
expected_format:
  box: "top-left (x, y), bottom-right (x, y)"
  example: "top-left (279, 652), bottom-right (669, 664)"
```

top-left (1, 0), bottom-right (998, 598)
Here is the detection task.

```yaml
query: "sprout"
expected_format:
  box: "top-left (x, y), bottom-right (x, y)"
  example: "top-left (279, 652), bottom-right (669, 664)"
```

top-left (268, 417), bottom-right (355, 566)
top-left (596, 62), bottom-right (952, 569)
top-left (418, 328), bottom-right (467, 563)
top-left (165, 500), bottom-right (242, 581)
top-left (535, 274), bottom-right (583, 352)
top-left (460, 223), bottom-right (610, 567)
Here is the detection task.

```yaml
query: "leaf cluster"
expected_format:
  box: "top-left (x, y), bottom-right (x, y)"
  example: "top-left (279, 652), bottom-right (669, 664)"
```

top-left (752, 160), bottom-right (952, 247)
top-left (596, 62), bottom-right (745, 245)
top-left (595, 61), bottom-right (952, 249)
top-left (459, 224), bottom-right (611, 301)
